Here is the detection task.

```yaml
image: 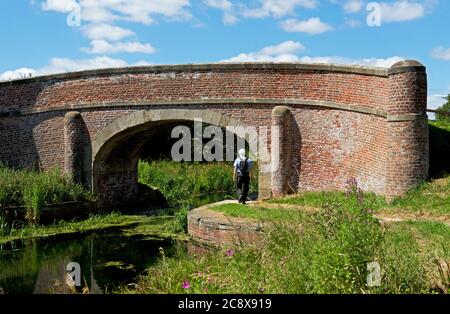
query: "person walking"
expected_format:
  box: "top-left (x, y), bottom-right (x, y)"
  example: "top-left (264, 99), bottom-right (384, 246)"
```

top-left (233, 148), bottom-right (253, 204)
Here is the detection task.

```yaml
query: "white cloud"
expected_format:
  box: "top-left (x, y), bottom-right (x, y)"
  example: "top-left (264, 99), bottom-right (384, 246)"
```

top-left (38, 56), bottom-right (133, 74)
top-left (82, 23), bottom-right (135, 41)
top-left (223, 13), bottom-right (239, 25)
top-left (344, 0), bottom-right (363, 13)
top-left (203, 0), bottom-right (233, 11)
top-left (242, 0), bottom-right (317, 18)
top-left (379, 1), bottom-right (425, 23)
top-left (260, 41), bottom-right (305, 55)
top-left (297, 56), bottom-right (404, 67)
top-left (41, 1), bottom-right (196, 55)
top-left (431, 47), bottom-right (450, 61)
top-left (203, 0), bottom-right (318, 25)
top-left (281, 18), bottom-right (333, 34)
top-left (83, 39), bottom-right (156, 54)
top-left (41, 0), bottom-right (78, 13)
top-left (222, 41), bottom-right (305, 63)
top-left (42, 0), bottom-right (192, 25)
top-left (222, 42), bottom-right (404, 68)
top-left (0, 56), bottom-right (152, 81)
top-left (0, 68), bottom-right (37, 81)
top-left (428, 94), bottom-right (448, 110)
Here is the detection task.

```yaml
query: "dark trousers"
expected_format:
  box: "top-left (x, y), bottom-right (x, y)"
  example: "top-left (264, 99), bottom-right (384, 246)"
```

top-left (236, 175), bottom-right (250, 203)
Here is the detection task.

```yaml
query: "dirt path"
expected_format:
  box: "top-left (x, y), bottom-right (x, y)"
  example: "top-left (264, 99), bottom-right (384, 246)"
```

top-left (374, 211), bottom-right (450, 227)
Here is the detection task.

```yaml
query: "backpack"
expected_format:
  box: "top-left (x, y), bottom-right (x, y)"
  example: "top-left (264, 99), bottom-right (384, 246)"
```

top-left (238, 158), bottom-right (249, 177)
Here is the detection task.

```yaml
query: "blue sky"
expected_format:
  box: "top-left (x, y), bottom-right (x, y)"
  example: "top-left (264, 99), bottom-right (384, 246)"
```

top-left (0, 0), bottom-right (449, 110)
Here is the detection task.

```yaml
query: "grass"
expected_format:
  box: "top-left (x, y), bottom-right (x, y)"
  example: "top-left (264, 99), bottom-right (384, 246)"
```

top-left (382, 220), bottom-right (450, 293)
top-left (263, 176), bottom-right (450, 217)
top-left (210, 203), bottom-right (289, 221)
top-left (388, 177), bottom-right (450, 215)
top-left (118, 178), bottom-right (450, 294)
top-left (138, 160), bottom-right (258, 208)
top-left (0, 166), bottom-right (92, 225)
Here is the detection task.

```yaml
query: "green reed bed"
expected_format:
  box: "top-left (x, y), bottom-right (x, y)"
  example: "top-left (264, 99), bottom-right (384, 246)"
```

top-left (0, 166), bottom-right (92, 230)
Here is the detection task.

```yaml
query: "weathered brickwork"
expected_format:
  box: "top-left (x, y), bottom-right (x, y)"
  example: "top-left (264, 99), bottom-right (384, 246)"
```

top-left (0, 61), bottom-right (428, 206)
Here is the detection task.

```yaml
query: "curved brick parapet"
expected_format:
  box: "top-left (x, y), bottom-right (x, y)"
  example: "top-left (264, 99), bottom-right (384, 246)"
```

top-left (0, 62), bottom-right (429, 205)
top-left (187, 201), bottom-right (265, 247)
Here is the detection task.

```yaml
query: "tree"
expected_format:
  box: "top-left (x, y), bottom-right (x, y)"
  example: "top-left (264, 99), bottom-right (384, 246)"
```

top-left (436, 94), bottom-right (450, 124)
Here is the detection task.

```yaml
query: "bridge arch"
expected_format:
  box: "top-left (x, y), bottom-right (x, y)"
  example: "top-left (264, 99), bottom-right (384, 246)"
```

top-left (87, 109), bottom-right (265, 208)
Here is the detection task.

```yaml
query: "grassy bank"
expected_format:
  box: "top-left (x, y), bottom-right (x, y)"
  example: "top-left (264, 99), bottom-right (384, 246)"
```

top-left (119, 178), bottom-right (450, 294)
top-left (138, 160), bottom-right (258, 208)
top-left (266, 175), bottom-right (449, 217)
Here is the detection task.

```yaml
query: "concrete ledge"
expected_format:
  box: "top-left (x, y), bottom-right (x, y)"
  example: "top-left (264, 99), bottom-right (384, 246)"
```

top-left (0, 62), bottom-right (390, 87)
top-left (15, 98), bottom-right (389, 118)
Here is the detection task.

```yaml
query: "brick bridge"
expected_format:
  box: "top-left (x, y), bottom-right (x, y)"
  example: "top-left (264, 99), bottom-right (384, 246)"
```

top-left (0, 61), bottom-right (429, 208)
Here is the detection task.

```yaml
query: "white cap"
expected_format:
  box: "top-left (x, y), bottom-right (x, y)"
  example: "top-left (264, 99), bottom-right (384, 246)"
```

top-left (238, 148), bottom-right (246, 159)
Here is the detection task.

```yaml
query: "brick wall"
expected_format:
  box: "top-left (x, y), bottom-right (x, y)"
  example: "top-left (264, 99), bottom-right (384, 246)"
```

top-left (0, 62), bottom-right (428, 204)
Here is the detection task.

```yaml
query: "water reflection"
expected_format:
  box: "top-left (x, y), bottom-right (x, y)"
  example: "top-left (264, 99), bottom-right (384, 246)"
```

top-left (0, 230), bottom-right (179, 294)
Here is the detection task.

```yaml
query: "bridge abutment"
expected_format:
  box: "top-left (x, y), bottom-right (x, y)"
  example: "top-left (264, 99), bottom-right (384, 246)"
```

top-left (386, 60), bottom-right (429, 198)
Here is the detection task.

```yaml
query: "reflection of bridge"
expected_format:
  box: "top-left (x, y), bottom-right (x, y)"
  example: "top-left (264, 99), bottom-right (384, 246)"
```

top-left (0, 61), bottom-right (429, 207)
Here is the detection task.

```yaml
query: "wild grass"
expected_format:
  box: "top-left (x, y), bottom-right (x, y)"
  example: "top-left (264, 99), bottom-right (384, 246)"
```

top-left (0, 166), bottom-right (92, 226)
top-left (266, 175), bottom-right (450, 216)
top-left (138, 160), bottom-right (258, 208)
top-left (118, 178), bottom-right (450, 294)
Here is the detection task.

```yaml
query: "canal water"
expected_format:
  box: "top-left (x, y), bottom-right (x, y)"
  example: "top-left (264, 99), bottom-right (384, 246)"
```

top-left (0, 192), bottom-right (244, 294)
top-left (0, 229), bottom-right (181, 294)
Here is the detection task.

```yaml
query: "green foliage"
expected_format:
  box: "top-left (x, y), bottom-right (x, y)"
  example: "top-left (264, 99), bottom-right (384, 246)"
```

top-left (268, 175), bottom-right (450, 216)
top-left (436, 94), bottom-right (450, 124)
top-left (389, 177), bottom-right (450, 215)
top-left (138, 160), bottom-right (258, 208)
top-left (0, 215), bottom-right (9, 236)
top-left (119, 177), bottom-right (450, 294)
top-left (171, 207), bottom-right (189, 233)
top-left (138, 160), bottom-right (259, 233)
top-left (0, 166), bottom-right (92, 224)
top-left (119, 179), bottom-right (388, 294)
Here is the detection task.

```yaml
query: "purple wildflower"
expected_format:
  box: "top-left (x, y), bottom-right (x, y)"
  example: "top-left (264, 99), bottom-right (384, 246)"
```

top-left (226, 249), bottom-right (235, 257)
top-left (182, 280), bottom-right (191, 289)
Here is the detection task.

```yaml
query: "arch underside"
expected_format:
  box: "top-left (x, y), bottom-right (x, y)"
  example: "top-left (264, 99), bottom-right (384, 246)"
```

top-left (90, 109), bottom-right (263, 208)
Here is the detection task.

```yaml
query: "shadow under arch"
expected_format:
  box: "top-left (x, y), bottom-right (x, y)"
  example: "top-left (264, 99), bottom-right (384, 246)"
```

top-left (86, 109), bottom-right (264, 209)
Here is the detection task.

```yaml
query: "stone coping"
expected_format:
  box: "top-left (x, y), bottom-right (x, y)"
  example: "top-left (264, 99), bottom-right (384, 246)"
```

top-left (0, 62), bottom-right (394, 87)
